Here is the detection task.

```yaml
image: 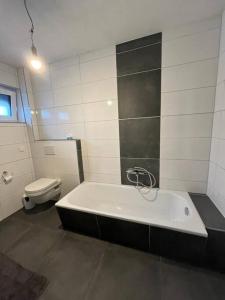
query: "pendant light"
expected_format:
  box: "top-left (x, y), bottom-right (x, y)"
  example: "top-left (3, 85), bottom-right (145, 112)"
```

top-left (24, 0), bottom-right (43, 71)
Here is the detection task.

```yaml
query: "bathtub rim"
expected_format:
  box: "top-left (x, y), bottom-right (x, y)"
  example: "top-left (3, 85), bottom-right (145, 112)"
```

top-left (55, 181), bottom-right (208, 238)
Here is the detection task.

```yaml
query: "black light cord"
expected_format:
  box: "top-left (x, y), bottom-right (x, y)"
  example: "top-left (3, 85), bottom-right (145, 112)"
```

top-left (24, 0), bottom-right (35, 48)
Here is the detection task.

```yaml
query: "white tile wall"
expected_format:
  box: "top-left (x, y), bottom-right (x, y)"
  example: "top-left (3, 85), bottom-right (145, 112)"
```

top-left (161, 113), bottom-right (213, 138)
top-left (82, 78), bottom-right (117, 103)
top-left (162, 58), bottom-right (218, 92)
top-left (83, 100), bottom-right (118, 122)
top-left (0, 124), bottom-right (34, 221)
top-left (30, 46), bottom-right (121, 184)
top-left (31, 140), bottom-right (80, 197)
top-left (80, 55), bottom-right (116, 83)
top-left (162, 28), bottom-right (220, 67)
top-left (161, 17), bottom-right (220, 193)
top-left (85, 120), bottom-right (119, 140)
top-left (162, 17), bottom-right (221, 42)
top-left (207, 10), bottom-right (225, 217)
top-left (29, 19), bottom-right (221, 191)
top-left (0, 62), bottom-right (19, 88)
top-left (54, 85), bottom-right (82, 106)
top-left (160, 138), bottom-right (211, 160)
top-left (161, 87), bottom-right (215, 116)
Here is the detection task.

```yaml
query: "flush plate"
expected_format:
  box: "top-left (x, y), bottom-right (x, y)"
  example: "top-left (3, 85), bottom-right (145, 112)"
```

top-left (44, 146), bottom-right (55, 155)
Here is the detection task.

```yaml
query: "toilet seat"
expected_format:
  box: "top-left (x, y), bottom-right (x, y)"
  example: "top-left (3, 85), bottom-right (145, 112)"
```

top-left (25, 178), bottom-right (60, 196)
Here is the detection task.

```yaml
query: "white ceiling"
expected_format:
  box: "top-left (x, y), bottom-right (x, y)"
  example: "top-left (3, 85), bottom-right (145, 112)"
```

top-left (0, 0), bottom-right (225, 67)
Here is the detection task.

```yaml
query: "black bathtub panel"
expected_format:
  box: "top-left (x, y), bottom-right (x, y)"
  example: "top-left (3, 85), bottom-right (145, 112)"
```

top-left (150, 226), bottom-right (207, 265)
top-left (205, 229), bottom-right (225, 271)
top-left (57, 207), bottom-right (100, 238)
top-left (98, 215), bottom-right (149, 251)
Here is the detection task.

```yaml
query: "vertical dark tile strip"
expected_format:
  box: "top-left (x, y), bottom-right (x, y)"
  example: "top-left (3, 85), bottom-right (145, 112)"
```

top-left (116, 32), bottom-right (162, 53)
top-left (116, 43), bottom-right (161, 76)
top-left (76, 140), bottom-right (84, 183)
top-left (116, 33), bottom-right (162, 186)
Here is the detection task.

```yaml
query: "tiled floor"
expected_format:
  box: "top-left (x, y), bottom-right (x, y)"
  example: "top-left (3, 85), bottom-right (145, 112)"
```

top-left (0, 206), bottom-right (225, 300)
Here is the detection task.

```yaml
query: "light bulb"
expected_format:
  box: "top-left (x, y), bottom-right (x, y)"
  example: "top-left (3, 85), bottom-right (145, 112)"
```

top-left (30, 58), bottom-right (42, 70)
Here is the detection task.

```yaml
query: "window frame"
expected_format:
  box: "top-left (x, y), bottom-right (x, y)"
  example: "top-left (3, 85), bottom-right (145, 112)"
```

top-left (0, 87), bottom-right (17, 122)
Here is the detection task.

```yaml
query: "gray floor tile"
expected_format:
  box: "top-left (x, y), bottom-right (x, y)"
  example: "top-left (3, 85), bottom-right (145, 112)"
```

top-left (6, 225), bottom-right (64, 272)
top-left (161, 258), bottom-right (225, 300)
top-left (39, 234), bottom-right (107, 300)
top-left (14, 206), bottom-right (62, 230)
top-left (1, 207), bottom-right (225, 300)
top-left (0, 217), bottom-right (31, 253)
top-left (85, 243), bottom-right (162, 300)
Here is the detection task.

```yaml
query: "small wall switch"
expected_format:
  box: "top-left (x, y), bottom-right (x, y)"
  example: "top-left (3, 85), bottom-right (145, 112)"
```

top-left (44, 146), bottom-right (56, 155)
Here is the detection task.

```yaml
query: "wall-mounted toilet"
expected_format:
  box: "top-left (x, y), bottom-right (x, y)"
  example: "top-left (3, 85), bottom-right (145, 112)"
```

top-left (24, 178), bottom-right (61, 205)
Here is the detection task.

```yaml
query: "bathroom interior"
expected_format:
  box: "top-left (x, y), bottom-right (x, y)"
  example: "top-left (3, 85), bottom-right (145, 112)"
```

top-left (1, 0), bottom-right (225, 299)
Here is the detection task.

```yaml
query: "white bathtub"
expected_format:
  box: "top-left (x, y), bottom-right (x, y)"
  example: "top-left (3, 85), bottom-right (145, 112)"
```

top-left (56, 182), bottom-right (207, 237)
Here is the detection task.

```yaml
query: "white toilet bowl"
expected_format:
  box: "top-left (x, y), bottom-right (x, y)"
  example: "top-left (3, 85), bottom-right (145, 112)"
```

top-left (24, 178), bottom-right (61, 205)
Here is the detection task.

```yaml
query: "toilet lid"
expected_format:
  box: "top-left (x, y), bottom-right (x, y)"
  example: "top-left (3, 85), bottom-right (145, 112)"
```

top-left (25, 178), bottom-right (59, 194)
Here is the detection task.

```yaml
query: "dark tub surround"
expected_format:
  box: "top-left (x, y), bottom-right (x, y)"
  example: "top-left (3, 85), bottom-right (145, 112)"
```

top-left (150, 226), bottom-right (207, 266)
top-left (76, 140), bottom-right (84, 183)
top-left (190, 193), bottom-right (225, 272)
top-left (116, 33), bottom-right (162, 187)
top-left (57, 207), bottom-right (206, 265)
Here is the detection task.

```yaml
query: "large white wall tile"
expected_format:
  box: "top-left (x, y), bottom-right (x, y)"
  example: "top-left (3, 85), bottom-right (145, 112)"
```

top-left (54, 105), bottom-right (84, 124)
top-left (213, 166), bottom-right (225, 216)
top-left (161, 138), bottom-right (211, 160)
top-left (217, 51), bottom-right (225, 84)
top-left (82, 78), bottom-right (117, 103)
top-left (80, 46), bottom-right (115, 63)
top-left (160, 159), bottom-right (209, 182)
top-left (50, 57), bottom-right (79, 69)
top-left (214, 81), bottom-right (225, 112)
top-left (31, 140), bottom-right (80, 195)
top-left (50, 64), bottom-right (81, 89)
top-left (83, 100), bottom-right (118, 122)
top-left (85, 120), bottom-right (119, 139)
top-left (85, 139), bottom-right (120, 158)
top-left (38, 124), bottom-right (59, 139)
top-left (84, 172), bottom-right (121, 184)
top-left (220, 15), bottom-right (225, 54)
top-left (212, 111), bottom-right (225, 139)
top-left (1, 173), bottom-right (33, 218)
top-left (161, 113), bottom-right (213, 138)
top-left (54, 85), bottom-right (82, 106)
top-left (162, 28), bottom-right (220, 67)
top-left (80, 55), bottom-right (116, 83)
top-left (57, 123), bottom-right (85, 139)
top-left (31, 140), bottom-right (79, 159)
top-left (0, 125), bottom-right (28, 145)
top-left (33, 90), bottom-right (54, 109)
top-left (160, 178), bottom-right (207, 193)
top-left (162, 17), bottom-right (221, 42)
top-left (207, 162), bottom-right (217, 197)
top-left (162, 58), bottom-right (218, 92)
top-left (161, 87), bottom-right (215, 116)
top-left (210, 138), bottom-right (219, 163)
top-left (0, 69), bottom-right (18, 88)
top-left (0, 144), bottom-right (30, 165)
top-left (88, 157), bottom-right (120, 175)
top-left (30, 67), bottom-right (52, 92)
top-left (215, 139), bottom-right (225, 169)
top-left (36, 108), bottom-right (55, 125)
top-left (0, 158), bottom-right (33, 178)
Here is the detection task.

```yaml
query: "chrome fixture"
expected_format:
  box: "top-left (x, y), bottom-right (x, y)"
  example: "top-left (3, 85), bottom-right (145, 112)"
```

top-left (126, 167), bottom-right (158, 201)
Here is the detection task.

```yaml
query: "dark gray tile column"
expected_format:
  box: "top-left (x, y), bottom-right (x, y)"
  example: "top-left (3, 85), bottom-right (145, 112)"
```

top-left (116, 33), bottom-right (162, 187)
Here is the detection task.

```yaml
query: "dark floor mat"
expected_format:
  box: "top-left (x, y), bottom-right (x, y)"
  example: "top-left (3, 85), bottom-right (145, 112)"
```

top-left (0, 253), bottom-right (48, 300)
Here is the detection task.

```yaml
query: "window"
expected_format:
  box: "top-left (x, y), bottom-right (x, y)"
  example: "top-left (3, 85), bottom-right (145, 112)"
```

top-left (0, 88), bottom-right (17, 122)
